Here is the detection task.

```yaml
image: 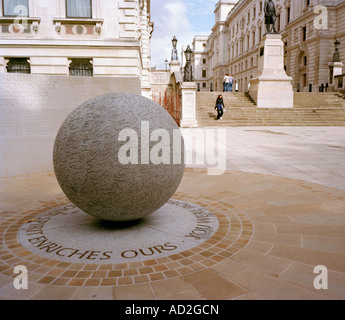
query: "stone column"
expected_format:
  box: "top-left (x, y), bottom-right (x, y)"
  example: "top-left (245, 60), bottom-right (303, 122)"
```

top-left (249, 33), bottom-right (293, 108)
top-left (180, 82), bottom-right (198, 128)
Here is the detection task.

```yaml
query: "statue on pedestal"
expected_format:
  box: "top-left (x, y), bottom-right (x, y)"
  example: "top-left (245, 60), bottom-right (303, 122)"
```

top-left (333, 40), bottom-right (340, 62)
top-left (264, 0), bottom-right (277, 33)
top-left (183, 63), bottom-right (193, 82)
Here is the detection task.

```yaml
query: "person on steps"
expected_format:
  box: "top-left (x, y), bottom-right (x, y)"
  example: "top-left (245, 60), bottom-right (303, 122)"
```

top-left (214, 94), bottom-right (225, 121)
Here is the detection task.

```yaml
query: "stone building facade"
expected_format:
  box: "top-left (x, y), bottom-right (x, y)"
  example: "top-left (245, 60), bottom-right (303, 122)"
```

top-left (192, 0), bottom-right (345, 93)
top-left (0, 0), bottom-right (153, 96)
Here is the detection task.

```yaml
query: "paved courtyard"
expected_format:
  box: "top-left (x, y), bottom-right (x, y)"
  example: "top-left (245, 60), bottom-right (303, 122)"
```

top-left (0, 126), bottom-right (344, 300)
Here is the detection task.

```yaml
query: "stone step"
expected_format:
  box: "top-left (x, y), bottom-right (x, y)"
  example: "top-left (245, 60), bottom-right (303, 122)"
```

top-left (194, 91), bottom-right (345, 126)
top-left (197, 120), bottom-right (345, 124)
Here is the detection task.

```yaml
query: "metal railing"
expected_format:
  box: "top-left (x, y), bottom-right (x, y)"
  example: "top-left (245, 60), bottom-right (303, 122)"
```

top-left (152, 92), bottom-right (182, 126)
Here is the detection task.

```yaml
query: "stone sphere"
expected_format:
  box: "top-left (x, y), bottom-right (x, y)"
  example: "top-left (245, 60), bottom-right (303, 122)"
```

top-left (53, 92), bottom-right (185, 221)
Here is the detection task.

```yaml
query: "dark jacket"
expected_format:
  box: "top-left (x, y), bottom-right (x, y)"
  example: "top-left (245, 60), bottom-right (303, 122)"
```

top-left (215, 97), bottom-right (224, 110)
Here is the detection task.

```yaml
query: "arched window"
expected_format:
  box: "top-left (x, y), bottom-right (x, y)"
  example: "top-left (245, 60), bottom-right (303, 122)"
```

top-left (6, 58), bottom-right (31, 73)
top-left (69, 59), bottom-right (93, 76)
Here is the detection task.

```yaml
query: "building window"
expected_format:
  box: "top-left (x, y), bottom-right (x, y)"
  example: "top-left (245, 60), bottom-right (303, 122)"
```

top-left (202, 83), bottom-right (206, 88)
top-left (66, 0), bottom-right (92, 18)
top-left (304, 56), bottom-right (307, 66)
top-left (6, 58), bottom-right (31, 73)
top-left (2, 0), bottom-right (29, 16)
top-left (303, 74), bottom-right (307, 88)
top-left (287, 7), bottom-right (290, 24)
top-left (277, 14), bottom-right (281, 32)
top-left (202, 59), bottom-right (206, 64)
top-left (69, 59), bottom-right (93, 76)
top-left (302, 26), bottom-right (307, 41)
top-left (202, 70), bottom-right (207, 78)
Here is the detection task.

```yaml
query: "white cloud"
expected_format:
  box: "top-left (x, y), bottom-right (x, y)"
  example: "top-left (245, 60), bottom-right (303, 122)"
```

top-left (150, 0), bottom-right (216, 69)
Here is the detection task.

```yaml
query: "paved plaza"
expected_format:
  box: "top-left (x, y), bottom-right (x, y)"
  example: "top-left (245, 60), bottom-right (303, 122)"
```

top-left (0, 126), bottom-right (345, 300)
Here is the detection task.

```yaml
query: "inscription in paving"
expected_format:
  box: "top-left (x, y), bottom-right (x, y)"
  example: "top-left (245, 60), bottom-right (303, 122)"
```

top-left (18, 199), bottom-right (219, 264)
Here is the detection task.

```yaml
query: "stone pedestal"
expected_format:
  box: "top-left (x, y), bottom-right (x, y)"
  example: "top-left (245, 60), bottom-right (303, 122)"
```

top-left (249, 33), bottom-right (293, 108)
top-left (332, 62), bottom-right (343, 77)
top-left (170, 60), bottom-right (181, 74)
top-left (180, 82), bottom-right (198, 128)
top-left (329, 61), bottom-right (343, 90)
top-left (141, 83), bottom-right (152, 99)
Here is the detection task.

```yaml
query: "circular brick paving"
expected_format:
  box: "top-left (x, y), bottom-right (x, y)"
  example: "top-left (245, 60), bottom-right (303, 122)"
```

top-left (17, 199), bottom-right (220, 264)
top-left (0, 192), bottom-right (253, 287)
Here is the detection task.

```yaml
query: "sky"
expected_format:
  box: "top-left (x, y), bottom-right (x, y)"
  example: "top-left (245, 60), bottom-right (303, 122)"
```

top-left (150, 0), bottom-right (218, 69)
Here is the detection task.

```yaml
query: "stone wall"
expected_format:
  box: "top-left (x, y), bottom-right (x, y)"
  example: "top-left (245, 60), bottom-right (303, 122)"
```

top-left (0, 73), bottom-right (141, 178)
top-left (0, 0), bottom-right (152, 95)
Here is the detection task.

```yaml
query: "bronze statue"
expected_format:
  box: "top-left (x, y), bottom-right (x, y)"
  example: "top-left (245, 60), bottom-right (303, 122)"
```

top-left (183, 62), bottom-right (193, 82)
top-left (264, 0), bottom-right (277, 33)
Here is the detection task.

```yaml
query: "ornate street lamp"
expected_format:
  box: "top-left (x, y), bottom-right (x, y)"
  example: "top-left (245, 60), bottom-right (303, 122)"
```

top-left (172, 36), bottom-right (177, 48)
top-left (165, 59), bottom-right (169, 70)
top-left (183, 45), bottom-right (193, 82)
top-left (184, 45), bottom-right (192, 62)
top-left (171, 36), bottom-right (178, 61)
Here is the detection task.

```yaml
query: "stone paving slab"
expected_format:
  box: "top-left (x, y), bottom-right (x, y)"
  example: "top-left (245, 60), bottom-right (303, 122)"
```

top-left (182, 126), bottom-right (345, 191)
top-left (1, 167), bottom-right (345, 300)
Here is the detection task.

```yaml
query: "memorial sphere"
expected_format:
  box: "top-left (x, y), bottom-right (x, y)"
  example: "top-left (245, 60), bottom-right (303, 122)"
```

top-left (53, 92), bottom-right (185, 221)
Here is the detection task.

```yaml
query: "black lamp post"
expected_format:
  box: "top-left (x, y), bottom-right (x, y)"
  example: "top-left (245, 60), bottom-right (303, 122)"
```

top-left (172, 36), bottom-right (178, 48)
top-left (171, 36), bottom-right (178, 61)
top-left (183, 45), bottom-right (193, 82)
top-left (165, 59), bottom-right (168, 70)
top-left (185, 45), bottom-right (192, 62)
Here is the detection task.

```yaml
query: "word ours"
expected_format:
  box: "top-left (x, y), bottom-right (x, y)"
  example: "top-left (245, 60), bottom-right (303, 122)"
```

top-left (121, 242), bottom-right (177, 259)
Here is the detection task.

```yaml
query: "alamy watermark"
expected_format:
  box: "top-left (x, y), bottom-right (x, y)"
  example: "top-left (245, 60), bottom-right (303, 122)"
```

top-left (313, 265), bottom-right (328, 290)
top-left (13, 5), bottom-right (29, 32)
top-left (13, 265), bottom-right (28, 290)
top-left (314, 5), bottom-right (328, 30)
top-left (117, 121), bottom-right (227, 175)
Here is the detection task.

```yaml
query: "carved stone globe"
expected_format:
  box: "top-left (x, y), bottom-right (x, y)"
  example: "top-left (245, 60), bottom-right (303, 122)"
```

top-left (53, 92), bottom-right (185, 221)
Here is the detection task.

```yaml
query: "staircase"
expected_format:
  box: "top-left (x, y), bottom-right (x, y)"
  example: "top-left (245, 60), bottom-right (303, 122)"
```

top-left (196, 92), bottom-right (345, 126)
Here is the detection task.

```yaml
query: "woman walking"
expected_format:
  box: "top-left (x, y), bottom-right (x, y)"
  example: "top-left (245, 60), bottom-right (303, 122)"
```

top-left (214, 94), bottom-right (225, 121)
